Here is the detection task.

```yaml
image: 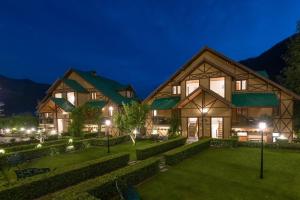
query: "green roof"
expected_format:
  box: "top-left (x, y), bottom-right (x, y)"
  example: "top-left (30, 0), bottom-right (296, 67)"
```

top-left (232, 92), bottom-right (279, 107)
top-left (151, 96), bottom-right (181, 110)
top-left (50, 97), bottom-right (75, 112)
top-left (256, 70), bottom-right (269, 79)
top-left (84, 100), bottom-right (107, 109)
top-left (62, 79), bottom-right (88, 93)
top-left (73, 69), bottom-right (136, 105)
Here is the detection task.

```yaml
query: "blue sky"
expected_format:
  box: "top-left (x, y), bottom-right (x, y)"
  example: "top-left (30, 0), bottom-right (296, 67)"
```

top-left (0, 0), bottom-right (299, 97)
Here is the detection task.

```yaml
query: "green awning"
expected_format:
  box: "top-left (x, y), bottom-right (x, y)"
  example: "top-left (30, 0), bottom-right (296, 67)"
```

top-left (84, 100), bottom-right (107, 109)
top-left (256, 70), bottom-right (269, 79)
top-left (63, 79), bottom-right (88, 93)
top-left (50, 97), bottom-right (75, 112)
top-left (151, 96), bottom-right (180, 110)
top-left (232, 92), bottom-right (279, 107)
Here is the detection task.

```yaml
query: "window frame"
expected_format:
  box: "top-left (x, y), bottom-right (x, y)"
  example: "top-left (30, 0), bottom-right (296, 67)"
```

top-left (235, 79), bottom-right (247, 91)
top-left (209, 77), bottom-right (225, 97)
top-left (172, 85), bottom-right (181, 95)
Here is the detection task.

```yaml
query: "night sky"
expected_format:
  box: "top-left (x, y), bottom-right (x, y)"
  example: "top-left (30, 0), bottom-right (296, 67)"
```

top-left (0, 0), bottom-right (300, 98)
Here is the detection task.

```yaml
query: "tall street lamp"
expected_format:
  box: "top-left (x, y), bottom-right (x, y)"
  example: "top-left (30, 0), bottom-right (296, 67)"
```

top-left (258, 121), bottom-right (267, 179)
top-left (105, 119), bottom-right (111, 153)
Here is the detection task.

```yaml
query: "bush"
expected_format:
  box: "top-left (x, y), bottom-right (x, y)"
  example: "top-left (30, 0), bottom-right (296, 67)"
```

top-left (0, 153), bottom-right (130, 200)
top-left (41, 157), bottom-right (160, 200)
top-left (136, 137), bottom-right (186, 160)
top-left (164, 138), bottom-right (211, 165)
top-left (0, 139), bottom-right (39, 148)
top-left (210, 138), bottom-right (238, 148)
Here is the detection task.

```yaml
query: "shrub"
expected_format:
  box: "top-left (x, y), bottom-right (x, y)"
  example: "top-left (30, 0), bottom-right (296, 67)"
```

top-left (210, 138), bottom-right (238, 148)
top-left (136, 137), bottom-right (186, 160)
top-left (0, 139), bottom-right (39, 148)
top-left (0, 153), bottom-right (129, 200)
top-left (164, 138), bottom-right (211, 165)
top-left (41, 157), bottom-right (160, 200)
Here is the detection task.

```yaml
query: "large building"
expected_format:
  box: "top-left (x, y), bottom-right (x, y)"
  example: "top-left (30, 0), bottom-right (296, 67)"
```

top-left (37, 69), bottom-right (137, 135)
top-left (144, 47), bottom-right (300, 143)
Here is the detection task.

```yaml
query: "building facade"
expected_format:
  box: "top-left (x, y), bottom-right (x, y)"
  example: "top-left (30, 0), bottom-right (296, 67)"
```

top-left (37, 69), bottom-right (136, 135)
top-left (144, 47), bottom-right (300, 143)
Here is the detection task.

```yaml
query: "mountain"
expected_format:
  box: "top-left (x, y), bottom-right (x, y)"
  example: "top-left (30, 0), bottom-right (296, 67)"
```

top-left (0, 75), bottom-right (50, 116)
top-left (240, 34), bottom-right (298, 80)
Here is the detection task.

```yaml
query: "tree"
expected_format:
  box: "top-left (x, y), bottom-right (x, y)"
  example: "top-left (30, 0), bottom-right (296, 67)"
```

top-left (69, 104), bottom-right (102, 137)
top-left (113, 101), bottom-right (149, 145)
top-left (282, 21), bottom-right (300, 93)
top-left (169, 110), bottom-right (181, 137)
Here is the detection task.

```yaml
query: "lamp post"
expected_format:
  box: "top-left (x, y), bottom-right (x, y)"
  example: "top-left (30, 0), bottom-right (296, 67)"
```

top-left (258, 122), bottom-right (267, 179)
top-left (105, 119), bottom-right (111, 153)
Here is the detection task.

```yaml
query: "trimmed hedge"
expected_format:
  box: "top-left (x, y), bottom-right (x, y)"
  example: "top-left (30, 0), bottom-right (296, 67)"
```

top-left (90, 135), bottom-right (130, 146)
top-left (164, 138), bottom-right (211, 165)
top-left (40, 157), bottom-right (160, 200)
top-left (238, 141), bottom-right (300, 150)
top-left (0, 153), bottom-right (129, 200)
top-left (4, 139), bottom-right (69, 153)
top-left (136, 137), bottom-right (186, 160)
top-left (210, 138), bottom-right (238, 148)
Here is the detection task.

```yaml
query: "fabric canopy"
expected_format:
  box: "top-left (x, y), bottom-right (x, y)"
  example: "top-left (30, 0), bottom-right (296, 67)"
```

top-left (232, 92), bottom-right (279, 107)
top-left (50, 97), bottom-right (75, 112)
top-left (151, 96), bottom-right (180, 110)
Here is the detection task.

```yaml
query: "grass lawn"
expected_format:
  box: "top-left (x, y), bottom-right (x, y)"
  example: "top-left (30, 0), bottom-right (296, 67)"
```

top-left (0, 140), bottom-right (154, 186)
top-left (138, 148), bottom-right (300, 200)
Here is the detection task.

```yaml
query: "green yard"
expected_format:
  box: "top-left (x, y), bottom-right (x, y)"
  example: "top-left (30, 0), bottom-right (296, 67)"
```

top-left (0, 140), bottom-right (154, 186)
top-left (138, 148), bottom-right (300, 200)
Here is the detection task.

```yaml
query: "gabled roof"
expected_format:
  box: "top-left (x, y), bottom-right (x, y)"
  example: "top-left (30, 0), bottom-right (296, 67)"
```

top-left (151, 96), bottom-right (181, 110)
top-left (232, 92), bottom-right (279, 107)
top-left (50, 97), bottom-right (75, 112)
top-left (73, 69), bottom-right (137, 105)
top-left (144, 47), bottom-right (300, 102)
top-left (62, 79), bottom-right (88, 93)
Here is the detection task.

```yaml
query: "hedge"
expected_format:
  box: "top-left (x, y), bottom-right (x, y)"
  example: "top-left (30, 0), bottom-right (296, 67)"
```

top-left (40, 157), bottom-right (160, 200)
top-left (136, 137), bottom-right (186, 160)
top-left (210, 138), bottom-right (238, 148)
top-left (90, 135), bottom-right (130, 146)
top-left (3, 139), bottom-right (69, 153)
top-left (238, 141), bottom-right (300, 150)
top-left (164, 138), bottom-right (211, 165)
top-left (0, 153), bottom-right (130, 200)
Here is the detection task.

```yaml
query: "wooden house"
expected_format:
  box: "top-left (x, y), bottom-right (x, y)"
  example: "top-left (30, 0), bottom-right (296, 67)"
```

top-left (144, 47), bottom-right (300, 143)
top-left (37, 69), bottom-right (137, 135)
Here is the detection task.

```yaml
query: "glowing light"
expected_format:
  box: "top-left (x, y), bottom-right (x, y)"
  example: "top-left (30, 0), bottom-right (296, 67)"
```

top-left (26, 129), bottom-right (32, 134)
top-left (0, 149), bottom-right (5, 154)
top-left (133, 129), bottom-right (138, 135)
top-left (153, 110), bottom-right (157, 116)
top-left (278, 134), bottom-right (287, 140)
top-left (37, 130), bottom-right (41, 133)
top-left (201, 108), bottom-right (209, 113)
top-left (258, 122), bottom-right (267, 131)
top-left (5, 128), bottom-right (11, 133)
top-left (36, 144), bottom-right (42, 148)
top-left (105, 119), bottom-right (111, 126)
top-left (66, 145), bottom-right (74, 151)
top-left (31, 128), bottom-right (36, 131)
top-left (68, 138), bottom-right (73, 144)
top-left (12, 127), bottom-right (17, 131)
top-left (109, 106), bottom-right (113, 116)
top-left (20, 127), bottom-right (25, 131)
top-left (50, 130), bottom-right (57, 135)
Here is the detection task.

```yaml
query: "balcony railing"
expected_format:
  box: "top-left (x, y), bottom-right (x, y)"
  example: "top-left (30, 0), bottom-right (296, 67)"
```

top-left (39, 118), bottom-right (54, 124)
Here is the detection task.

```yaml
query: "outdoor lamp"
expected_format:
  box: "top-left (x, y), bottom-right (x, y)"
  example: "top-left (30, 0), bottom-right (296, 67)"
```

top-left (5, 128), bottom-right (11, 134)
top-left (105, 119), bottom-right (111, 153)
top-left (201, 108), bottom-right (209, 113)
top-left (0, 149), bottom-right (5, 154)
top-left (258, 122), bottom-right (267, 130)
top-left (68, 138), bottom-right (73, 144)
top-left (258, 121), bottom-right (267, 179)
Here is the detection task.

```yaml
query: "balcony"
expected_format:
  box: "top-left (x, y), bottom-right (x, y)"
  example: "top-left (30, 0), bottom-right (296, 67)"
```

top-left (39, 118), bottom-right (54, 125)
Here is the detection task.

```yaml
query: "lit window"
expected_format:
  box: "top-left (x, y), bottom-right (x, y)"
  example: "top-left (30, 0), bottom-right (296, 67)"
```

top-left (91, 92), bottom-right (97, 100)
top-left (153, 110), bottom-right (157, 116)
top-left (126, 91), bottom-right (132, 98)
top-left (186, 80), bottom-right (199, 96)
top-left (67, 92), bottom-right (75, 105)
top-left (172, 85), bottom-right (181, 95)
top-left (236, 80), bottom-right (247, 91)
top-left (210, 77), bottom-right (225, 97)
top-left (272, 132), bottom-right (280, 142)
top-left (237, 132), bottom-right (247, 136)
top-left (55, 93), bottom-right (62, 98)
top-left (109, 106), bottom-right (114, 116)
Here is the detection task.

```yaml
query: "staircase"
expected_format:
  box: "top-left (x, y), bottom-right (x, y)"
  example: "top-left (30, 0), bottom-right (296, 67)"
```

top-left (159, 157), bottom-right (168, 172)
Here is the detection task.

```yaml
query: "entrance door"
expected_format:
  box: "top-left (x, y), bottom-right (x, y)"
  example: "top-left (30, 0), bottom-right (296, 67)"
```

top-left (211, 117), bottom-right (223, 139)
top-left (57, 119), bottom-right (64, 133)
top-left (188, 118), bottom-right (198, 140)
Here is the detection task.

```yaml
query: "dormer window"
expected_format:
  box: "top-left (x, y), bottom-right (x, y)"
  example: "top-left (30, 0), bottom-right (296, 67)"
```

top-left (210, 77), bottom-right (225, 97)
top-left (236, 80), bottom-right (247, 91)
top-left (172, 85), bottom-right (181, 95)
top-left (55, 93), bottom-right (62, 98)
top-left (91, 92), bottom-right (97, 100)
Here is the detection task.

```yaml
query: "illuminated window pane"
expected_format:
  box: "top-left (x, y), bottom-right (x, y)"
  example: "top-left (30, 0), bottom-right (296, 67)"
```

top-left (67, 92), bottom-right (75, 105)
top-left (55, 93), bottom-right (62, 98)
top-left (210, 77), bottom-right (225, 97)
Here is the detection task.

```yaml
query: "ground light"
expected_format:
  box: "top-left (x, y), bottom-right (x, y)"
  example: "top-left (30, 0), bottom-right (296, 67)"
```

top-left (105, 119), bottom-right (111, 153)
top-left (258, 121), bottom-right (267, 179)
top-left (0, 149), bottom-right (5, 154)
